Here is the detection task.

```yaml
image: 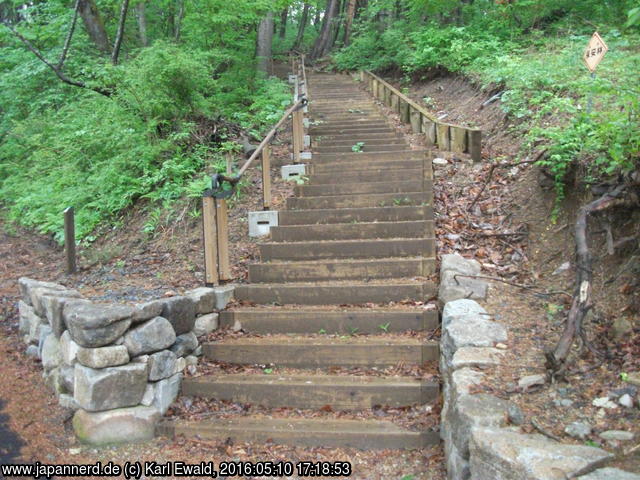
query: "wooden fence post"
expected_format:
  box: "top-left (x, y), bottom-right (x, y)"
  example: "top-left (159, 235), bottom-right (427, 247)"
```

top-left (399, 100), bottom-right (410, 123)
top-left (410, 109), bottom-right (422, 134)
top-left (64, 207), bottom-right (76, 274)
top-left (202, 197), bottom-right (219, 286)
top-left (450, 126), bottom-right (468, 154)
top-left (436, 123), bottom-right (451, 151)
top-left (262, 144), bottom-right (271, 210)
top-left (423, 117), bottom-right (436, 147)
top-left (469, 129), bottom-right (482, 162)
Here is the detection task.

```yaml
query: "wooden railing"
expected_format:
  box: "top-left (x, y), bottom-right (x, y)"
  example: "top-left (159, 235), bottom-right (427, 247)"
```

top-left (202, 56), bottom-right (309, 286)
top-left (360, 70), bottom-right (482, 162)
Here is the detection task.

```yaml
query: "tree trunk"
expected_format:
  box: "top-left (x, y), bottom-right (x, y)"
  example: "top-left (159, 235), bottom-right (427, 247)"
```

top-left (111, 0), bottom-right (130, 65)
top-left (174, 0), bottom-right (185, 41)
top-left (279, 7), bottom-right (288, 39)
top-left (256, 11), bottom-right (274, 75)
top-left (135, 1), bottom-right (148, 46)
top-left (311, 0), bottom-right (338, 58)
top-left (293, 3), bottom-right (310, 50)
top-left (312, 5), bottom-right (321, 30)
top-left (78, 0), bottom-right (109, 52)
top-left (342, 0), bottom-right (357, 45)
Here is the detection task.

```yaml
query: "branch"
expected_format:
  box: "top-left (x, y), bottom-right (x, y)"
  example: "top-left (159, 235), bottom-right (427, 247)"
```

top-left (2, 21), bottom-right (112, 97)
top-left (58, 0), bottom-right (81, 69)
top-left (547, 184), bottom-right (629, 378)
top-left (111, 0), bottom-right (130, 65)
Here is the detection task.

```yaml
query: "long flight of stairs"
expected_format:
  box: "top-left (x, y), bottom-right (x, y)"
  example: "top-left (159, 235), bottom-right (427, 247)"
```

top-left (160, 72), bottom-right (440, 451)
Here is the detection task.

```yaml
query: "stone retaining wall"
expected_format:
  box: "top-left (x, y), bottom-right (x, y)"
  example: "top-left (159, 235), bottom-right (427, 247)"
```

top-left (17, 277), bottom-right (234, 446)
top-left (440, 298), bottom-right (639, 480)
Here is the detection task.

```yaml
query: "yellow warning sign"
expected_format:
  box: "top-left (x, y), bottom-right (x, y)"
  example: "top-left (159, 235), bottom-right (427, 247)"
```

top-left (583, 32), bottom-right (608, 72)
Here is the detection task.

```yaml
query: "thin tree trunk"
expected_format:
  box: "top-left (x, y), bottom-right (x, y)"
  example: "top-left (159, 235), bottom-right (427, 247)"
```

top-left (342, 0), bottom-right (357, 45)
top-left (135, 1), bottom-right (148, 46)
top-left (279, 7), bottom-right (288, 39)
top-left (174, 0), bottom-right (184, 41)
top-left (311, 0), bottom-right (338, 58)
top-left (256, 11), bottom-right (274, 74)
top-left (111, 0), bottom-right (130, 65)
top-left (330, 0), bottom-right (343, 48)
top-left (293, 3), bottom-right (310, 50)
top-left (58, 0), bottom-right (81, 69)
top-left (78, 0), bottom-right (109, 52)
top-left (312, 5), bottom-right (321, 30)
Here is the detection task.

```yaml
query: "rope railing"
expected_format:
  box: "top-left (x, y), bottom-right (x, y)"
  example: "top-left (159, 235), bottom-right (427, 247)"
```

top-left (202, 55), bottom-right (310, 286)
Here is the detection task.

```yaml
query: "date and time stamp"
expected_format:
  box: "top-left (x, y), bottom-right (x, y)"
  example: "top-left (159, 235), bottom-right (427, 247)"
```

top-left (1, 460), bottom-right (353, 478)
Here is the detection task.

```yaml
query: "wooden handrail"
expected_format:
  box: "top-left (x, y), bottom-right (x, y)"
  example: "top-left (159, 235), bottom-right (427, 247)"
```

top-left (364, 70), bottom-right (437, 122)
top-left (361, 70), bottom-right (481, 161)
top-left (203, 55), bottom-right (309, 286)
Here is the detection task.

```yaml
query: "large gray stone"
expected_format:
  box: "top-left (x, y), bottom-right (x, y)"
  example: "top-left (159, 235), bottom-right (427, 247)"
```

top-left (77, 345), bottom-right (130, 369)
top-left (442, 316), bottom-right (508, 362)
top-left (192, 313), bottom-right (219, 337)
top-left (31, 287), bottom-right (82, 317)
top-left (60, 330), bottom-right (80, 365)
top-left (41, 296), bottom-right (89, 338)
top-left (26, 313), bottom-right (44, 345)
top-left (442, 299), bottom-right (489, 327)
top-left (59, 364), bottom-right (75, 394)
top-left (43, 367), bottom-right (63, 394)
top-left (74, 363), bottom-right (147, 412)
top-left (18, 301), bottom-right (37, 335)
top-left (64, 301), bottom-right (133, 348)
top-left (149, 373), bottom-right (182, 414)
top-left (599, 430), bottom-right (634, 441)
top-left (449, 394), bottom-right (510, 457)
top-left (213, 285), bottom-right (235, 310)
top-left (170, 332), bottom-right (198, 357)
top-left (18, 278), bottom-right (67, 306)
top-left (132, 301), bottom-right (164, 323)
top-left (579, 468), bottom-right (640, 479)
top-left (59, 393), bottom-right (79, 410)
top-left (450, 347), bottom-right (505, 373)
top-left (439, 270), bottom-right (488, 304)
top-left (469, 427), bottom-right (613, 480)
top-left (153, 296), bottom-right (196, 335)
top-left (38, 325), bottom-right (53, 358)
top-left (124, 317), bottom-right (176, 357)
top-left (147, 350), bottom-right (178, 381)
top-left (441, 253), bottom-right (481, 276)
top-left (186, 287), bottom-right (216, 315)
top-left (73, 406), bottom-right (160, 445)
top-left (41, 333), bottom-right (62, 371)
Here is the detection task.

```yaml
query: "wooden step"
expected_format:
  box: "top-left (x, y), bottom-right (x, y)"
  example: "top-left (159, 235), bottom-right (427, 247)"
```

top-left (249, 257), bottom-right (436, 282)
top-left (310, 126), bottom-right (394, 135)
top-left (270, 220), bottom-right (434, 241)
top-left (308, 168), bottom-right (423, 185)
top-left (286, 192), bottom-right (427, 210)
top-left (158, 417), bottom-right (439, 450)
top-left (315, 144), bottom-right (411, 154)
top-left (295, 181), bottom-right (423, 197)
top-left (182, 374), bottom-right (439, 410)
top-left (219, 308), bottom-right (439, 334)
top-left (315, 132), bottom-right (402, 141)
top-left (315, 138), bottom-right (407, 147)
top-left (278, 205), bottom-right (432, 225)
top-left (202, 337), bottom-right (439, 367)
top-left (259, 238), bottom-right (435, 261)
top-left (312, 150), bottom-right (427, 162)
top-left (234, 280), bottom-right (436, 305)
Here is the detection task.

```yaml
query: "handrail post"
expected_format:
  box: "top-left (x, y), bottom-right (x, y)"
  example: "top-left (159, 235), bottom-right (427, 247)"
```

top-left (292, 109), bottom-right (302, 163)
top-left (216, 198), bottom-right (231, 280)
top-left (202, 196), bottom-right (219, 286)
top-left (64, 207), bottom-right (76, 274)
top-left (262, 144), bottom-right (271, 209)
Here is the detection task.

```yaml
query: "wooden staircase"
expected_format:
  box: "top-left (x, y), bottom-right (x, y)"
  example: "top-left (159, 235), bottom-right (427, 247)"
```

top-left (159, 72), bottom-right (440, 450)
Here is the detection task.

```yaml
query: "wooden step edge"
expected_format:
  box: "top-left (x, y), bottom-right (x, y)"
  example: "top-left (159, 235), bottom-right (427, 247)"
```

top-left (157, 418), bottom-right (440, 450)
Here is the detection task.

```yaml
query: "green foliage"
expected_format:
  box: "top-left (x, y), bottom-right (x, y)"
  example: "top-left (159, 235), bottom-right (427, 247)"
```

top-left (335, 0), bottom-right (639, 206)
top-left (0, 3), bottom-right (295, 243)
top-left (352, 141), bottom-right (365, 152)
